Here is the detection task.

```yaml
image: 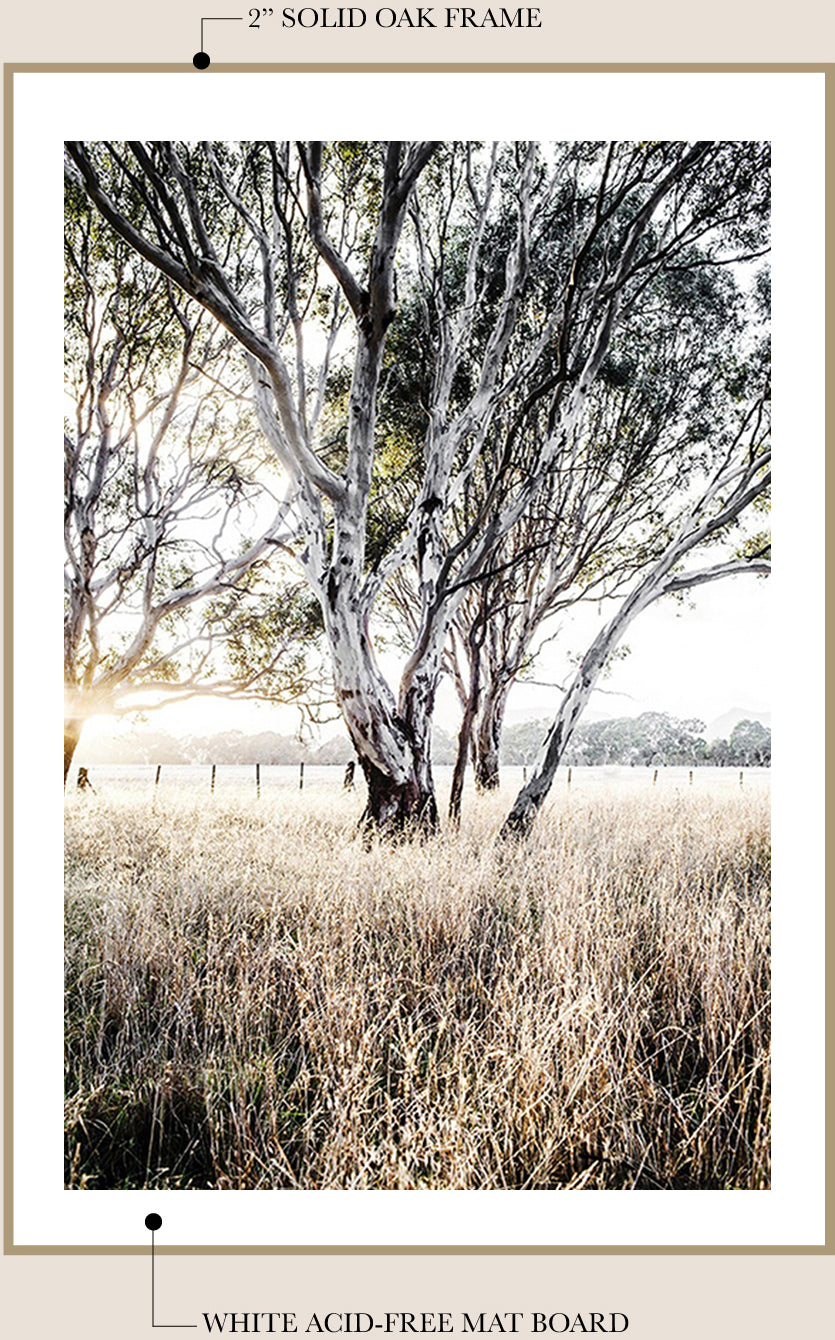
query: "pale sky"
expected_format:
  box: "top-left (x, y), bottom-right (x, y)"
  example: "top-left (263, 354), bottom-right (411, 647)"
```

top-left (502, 574), bottom-right (771, 728)
top-left (84, 568), bottom-right (770, 747)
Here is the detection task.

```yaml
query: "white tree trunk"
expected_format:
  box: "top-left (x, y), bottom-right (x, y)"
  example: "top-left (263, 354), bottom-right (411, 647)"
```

top-left (334, 651), bottom-right (438, 831)
top-left (474, 681), bottom-right (510, 791)
top-left (500, 582), bottom-right (659, 836)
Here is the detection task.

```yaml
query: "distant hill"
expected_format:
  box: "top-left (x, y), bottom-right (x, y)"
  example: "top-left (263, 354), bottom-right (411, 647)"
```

top-left (706, 708), bottom-right (771, 741)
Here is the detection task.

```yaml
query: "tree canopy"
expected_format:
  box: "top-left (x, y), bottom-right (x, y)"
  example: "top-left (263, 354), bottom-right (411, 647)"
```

top-left (64, 173), bottom-right (325, 779)
top-left (66, 140), bottom-right (771, 831)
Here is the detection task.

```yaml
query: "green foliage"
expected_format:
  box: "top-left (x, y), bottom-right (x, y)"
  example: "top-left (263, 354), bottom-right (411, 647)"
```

top-left (220, 581), bottom-right (324, 703)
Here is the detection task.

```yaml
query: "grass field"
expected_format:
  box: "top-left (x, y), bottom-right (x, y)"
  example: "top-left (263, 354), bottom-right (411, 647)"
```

top-left (64, 780), bottom-right (770, 1191)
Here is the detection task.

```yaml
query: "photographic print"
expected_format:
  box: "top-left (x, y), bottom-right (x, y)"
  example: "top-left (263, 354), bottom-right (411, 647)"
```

top-left (61, 134), bottom-right (772, 1198)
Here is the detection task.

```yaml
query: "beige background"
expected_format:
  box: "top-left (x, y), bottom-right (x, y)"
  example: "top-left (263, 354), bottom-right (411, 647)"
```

top-left (2, 1), bottom-right (832, 1334)
top-left (0, 0), bottom-right (834, 63)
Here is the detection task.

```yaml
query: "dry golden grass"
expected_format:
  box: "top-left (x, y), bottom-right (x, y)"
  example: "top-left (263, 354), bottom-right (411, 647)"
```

top-left (64, 782), bottom-right (770, 1190)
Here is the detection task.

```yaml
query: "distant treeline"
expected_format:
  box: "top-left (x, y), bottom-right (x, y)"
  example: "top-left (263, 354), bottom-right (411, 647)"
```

top-left (502, 712), bottom-right (771, 768)
top-left (81, 711), bottom-right (770, 769)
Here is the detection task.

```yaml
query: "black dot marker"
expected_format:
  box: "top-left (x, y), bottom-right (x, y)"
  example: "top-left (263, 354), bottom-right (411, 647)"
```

top-left (145, 1212), bottom-right (163, 1231)
top-left (193, 52), bottom-right (210, 70)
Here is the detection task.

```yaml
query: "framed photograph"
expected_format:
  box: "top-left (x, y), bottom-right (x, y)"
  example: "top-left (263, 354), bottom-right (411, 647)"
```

top-left (1, 45), bottom-right (830, 1340)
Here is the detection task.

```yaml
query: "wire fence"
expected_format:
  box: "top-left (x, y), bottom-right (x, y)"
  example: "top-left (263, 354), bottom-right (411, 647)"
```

top-left (67, 762), bottom-right (771, 802)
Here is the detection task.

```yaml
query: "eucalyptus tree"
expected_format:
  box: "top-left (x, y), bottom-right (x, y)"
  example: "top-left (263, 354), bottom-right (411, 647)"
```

top-left (501, 392), bottom-right (770, 835)
top-left (66, 139), bottom-right (770, 832)
top-left (433, 261), bottom-right (771, 794)
top-left (728, 718), bottom-right (771, 767)
top-left (64, 182), bottom-right (321, 780)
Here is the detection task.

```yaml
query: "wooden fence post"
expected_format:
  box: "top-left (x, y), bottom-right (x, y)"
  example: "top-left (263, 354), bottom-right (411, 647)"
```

top-left (155, 764), bottom-right (162, 791)
top-left (211, 764), bottom-right (216, 794)
top-left (299, 761), bottom-right (305, 791)
top-left (522, 765), bottom-right (527, 783)
top-left (739, 770), bottom-right (744, 787)
top-left (256, 763), bottom-right (261, 799)
top-left (567, 766), bottom-right (572, 788)
top-left (689, 770), bottom-right (693, 785)
top-left (343, 760), bottom-right (355, 790)
top-left (653, 769), bottom-right (658, 786)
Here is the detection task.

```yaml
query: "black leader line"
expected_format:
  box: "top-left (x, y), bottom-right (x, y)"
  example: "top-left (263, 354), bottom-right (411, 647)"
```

top-left (194, 16), bottom-right (244, 68)
top-left (146, 1215), bottom-right (197, 1329)
top-left (202, 15), bottom-right (243, 48)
